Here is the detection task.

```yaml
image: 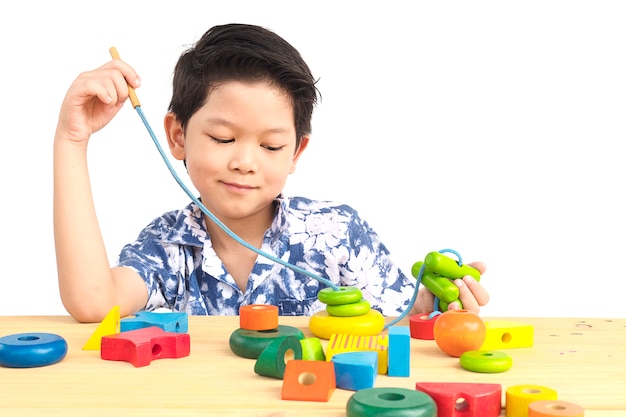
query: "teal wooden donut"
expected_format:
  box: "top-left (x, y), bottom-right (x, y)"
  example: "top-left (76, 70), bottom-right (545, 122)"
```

top-left (229, 325), bottom-right (305, 359)
top-left (347, 387), bottom-right (437, 417)
top-left (0, 332), bottom-right (68, 368)
top-left (318, 286), bottom-right (362, 306)
top-left (326, 299), bottom-right (371, 317)
top-left (460, 350), bottom-right (513, 373)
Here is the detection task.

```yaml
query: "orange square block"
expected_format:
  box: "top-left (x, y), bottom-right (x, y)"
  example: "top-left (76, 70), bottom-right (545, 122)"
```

top-left (281, 360), bottom-right (336, 402)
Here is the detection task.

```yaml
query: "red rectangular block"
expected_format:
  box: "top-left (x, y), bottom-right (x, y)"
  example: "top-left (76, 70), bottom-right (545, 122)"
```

top-left (101, 326), bottom-right (190, 367)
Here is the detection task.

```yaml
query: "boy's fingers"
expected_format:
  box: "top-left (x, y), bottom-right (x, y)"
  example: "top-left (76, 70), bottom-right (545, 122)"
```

top-left (454, 276), bottom-right (489, 313)
top-left (468, 261), bottom-right (487, 275)
top-left (463, 276), bottom-right (490, 306)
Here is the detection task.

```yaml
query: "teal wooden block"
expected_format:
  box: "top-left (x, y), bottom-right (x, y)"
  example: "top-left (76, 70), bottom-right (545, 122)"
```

top-left (121, 311), bottom-right (188, 333)
top-left (388, 325), bottom-right (410, 377)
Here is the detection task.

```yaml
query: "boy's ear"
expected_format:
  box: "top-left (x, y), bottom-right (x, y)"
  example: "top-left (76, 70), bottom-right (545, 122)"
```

top-left (290, 135), bottom-right (309, 174)
top-left (164, 112), bottom-right (186, 161)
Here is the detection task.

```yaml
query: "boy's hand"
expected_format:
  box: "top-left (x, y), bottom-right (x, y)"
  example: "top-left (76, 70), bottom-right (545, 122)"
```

top-left (412, 261), bottom-right (490, 314)
top-left (55, 59), bottom-right (140, 145)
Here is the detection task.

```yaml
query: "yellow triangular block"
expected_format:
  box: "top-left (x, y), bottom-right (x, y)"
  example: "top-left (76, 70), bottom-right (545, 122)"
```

top-left (82, 305), bottom-right (121, 350)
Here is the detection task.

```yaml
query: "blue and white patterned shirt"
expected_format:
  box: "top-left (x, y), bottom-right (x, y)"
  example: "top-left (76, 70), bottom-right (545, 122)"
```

top-left (115, 195), bottom-right (416, 317)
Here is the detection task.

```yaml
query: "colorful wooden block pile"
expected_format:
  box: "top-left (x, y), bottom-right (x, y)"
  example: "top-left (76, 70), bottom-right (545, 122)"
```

top-left (83, 306), bottom-right (190, 367)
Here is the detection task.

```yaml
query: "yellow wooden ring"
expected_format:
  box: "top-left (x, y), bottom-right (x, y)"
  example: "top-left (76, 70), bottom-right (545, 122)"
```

top-left (318, 287), bottom-right (363, 306)
top-left (326, 299), bottom-right (371, 317)
top-left (308, 309), bottom-right (385, 340)
top-left (506, 385), bottom-right (558, 417)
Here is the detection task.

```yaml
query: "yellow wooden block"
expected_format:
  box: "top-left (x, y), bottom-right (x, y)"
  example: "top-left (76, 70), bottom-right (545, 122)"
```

top-left (82, 305), bottom-right (120, 350)
top-left (480, 320), bottom-right (534, 350)
top-left (325, 333), bottom-right (388, 374)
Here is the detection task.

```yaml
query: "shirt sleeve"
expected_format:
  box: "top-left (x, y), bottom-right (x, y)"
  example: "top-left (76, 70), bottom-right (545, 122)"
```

top-left (114, 216), bottom-right (193, 313)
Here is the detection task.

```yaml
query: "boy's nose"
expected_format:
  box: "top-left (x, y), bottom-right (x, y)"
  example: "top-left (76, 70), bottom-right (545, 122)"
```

top-left (229, 144), bottom-right (258, 173)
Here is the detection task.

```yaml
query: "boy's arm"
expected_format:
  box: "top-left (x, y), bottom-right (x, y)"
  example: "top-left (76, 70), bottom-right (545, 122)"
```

top-left (53, 60), bottom-right (148, 322)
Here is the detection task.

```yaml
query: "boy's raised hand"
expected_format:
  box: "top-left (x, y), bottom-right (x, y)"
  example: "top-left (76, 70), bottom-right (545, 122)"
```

top-left (412, 261), bottom-right (490, 315)
top-left (55, 59), bottom-right (140, 145)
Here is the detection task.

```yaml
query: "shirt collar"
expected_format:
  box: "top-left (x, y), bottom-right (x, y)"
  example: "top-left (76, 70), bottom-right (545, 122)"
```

top-left (161, 196), bottom-right (290, 247)
top-left (161, 201), bottom-right (208, 247)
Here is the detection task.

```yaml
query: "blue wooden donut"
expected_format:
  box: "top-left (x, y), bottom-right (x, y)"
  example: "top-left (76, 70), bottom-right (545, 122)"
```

top-left (0, 332), bottom-right (68, 368)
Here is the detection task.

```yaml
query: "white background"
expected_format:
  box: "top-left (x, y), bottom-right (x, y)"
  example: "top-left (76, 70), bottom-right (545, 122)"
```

top-left (1, 1), bottom-right (625, 318)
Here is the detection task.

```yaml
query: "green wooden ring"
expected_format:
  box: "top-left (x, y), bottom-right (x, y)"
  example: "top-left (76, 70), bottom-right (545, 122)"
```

top-left (326, 299), bottom-right (371, 317)
top-left (318, 286), bottom-right (362, 306)
top-left (346, 387), bottom-right (437, 417)
top-left (229, 325), bottom-right (305, 359)
top-left (254, 335), bottom-right (302, 379)
top-left (300, 337), bottom-right (326, 361)
top-left (460, 350), bottom-right (513, 373)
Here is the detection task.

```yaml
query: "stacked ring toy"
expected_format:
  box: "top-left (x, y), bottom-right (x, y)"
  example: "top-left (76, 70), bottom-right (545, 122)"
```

top-left (309, 286), bottom-right (385, 339)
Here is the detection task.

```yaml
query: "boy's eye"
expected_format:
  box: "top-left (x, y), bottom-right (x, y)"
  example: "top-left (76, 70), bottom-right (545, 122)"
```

top-left (209, 136), bottom-right (233, 144)
top-left (263, 145), bottom-right (285, 152)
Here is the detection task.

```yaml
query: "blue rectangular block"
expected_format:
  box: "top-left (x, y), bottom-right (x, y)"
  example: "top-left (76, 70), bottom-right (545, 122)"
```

top-left (388, 325), bottom-right (410, 377)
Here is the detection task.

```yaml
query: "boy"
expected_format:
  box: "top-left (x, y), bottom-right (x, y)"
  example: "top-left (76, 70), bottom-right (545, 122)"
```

top-left (54, 23), bottom-right (489, 323)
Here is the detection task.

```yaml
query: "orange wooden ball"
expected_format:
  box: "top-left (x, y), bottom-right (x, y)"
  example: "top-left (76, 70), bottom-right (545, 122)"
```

top-left (433, 309), bottom-right (486, 357)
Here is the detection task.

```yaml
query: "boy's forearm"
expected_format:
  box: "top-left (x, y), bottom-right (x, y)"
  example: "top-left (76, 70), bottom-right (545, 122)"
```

top-left (53, 137), bottom-right (116, 322)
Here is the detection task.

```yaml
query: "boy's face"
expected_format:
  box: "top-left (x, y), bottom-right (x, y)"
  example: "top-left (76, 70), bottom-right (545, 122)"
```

top-left (166, 80), bottom-right (307, 223)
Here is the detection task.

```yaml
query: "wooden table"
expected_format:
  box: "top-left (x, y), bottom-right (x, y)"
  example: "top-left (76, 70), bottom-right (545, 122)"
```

top-left (0, 316), bottom-right (624, 416)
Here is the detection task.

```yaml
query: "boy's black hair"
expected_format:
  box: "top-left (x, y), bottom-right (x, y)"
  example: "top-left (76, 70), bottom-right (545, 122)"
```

top-left (168, 23), bottom-right (319, 149)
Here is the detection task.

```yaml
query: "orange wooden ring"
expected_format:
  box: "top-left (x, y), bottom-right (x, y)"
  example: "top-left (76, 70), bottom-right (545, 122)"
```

top-left (239, 304), bottom-right (279, 331)
top-left (528, 400), bottom-right (585, 417)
